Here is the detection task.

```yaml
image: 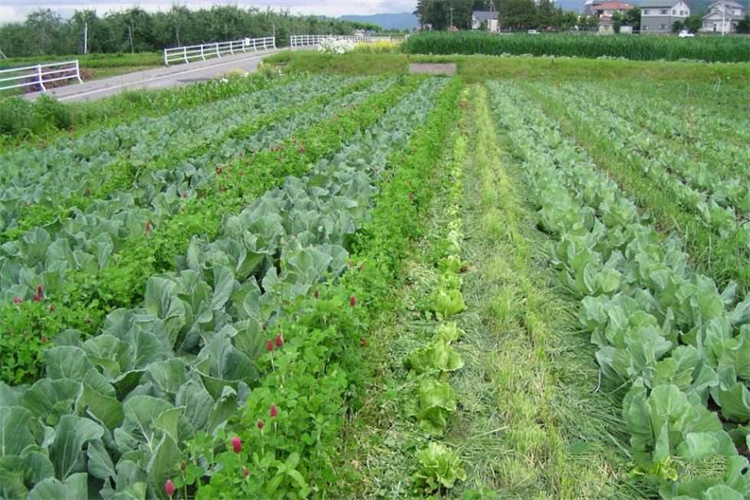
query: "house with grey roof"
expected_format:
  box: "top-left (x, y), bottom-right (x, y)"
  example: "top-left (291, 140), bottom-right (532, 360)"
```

top-left (640, 0), bottom-right (690, 32)
top-left (472, 11), bottom-right (500, 31)
top-left (701, 1), bottom-right (747, 33)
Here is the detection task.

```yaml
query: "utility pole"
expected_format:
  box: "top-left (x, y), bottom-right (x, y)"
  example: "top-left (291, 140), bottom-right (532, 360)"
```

top-left (490, 0), bottom-right (498, 32)
top-left (83, 22), bottom-right (88, 55)
top-left (450, 5), bottom-right (454, 28)
top-left (128, 25), bottom-right (134, 53)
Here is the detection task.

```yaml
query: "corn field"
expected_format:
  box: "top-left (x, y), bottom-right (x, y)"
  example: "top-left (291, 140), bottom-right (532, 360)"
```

top-left (402, 31), bottom-right (750, 63)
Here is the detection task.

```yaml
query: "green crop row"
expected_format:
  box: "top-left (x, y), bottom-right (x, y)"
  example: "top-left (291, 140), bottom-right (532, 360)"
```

top-left (402, 32), bottom-right (750, 63)
top-left (0, 76), bottom-right (420, 384)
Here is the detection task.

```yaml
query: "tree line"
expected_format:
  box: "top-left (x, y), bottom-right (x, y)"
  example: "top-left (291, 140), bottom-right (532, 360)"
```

top-left (414, 0), bottom-right (591, 31)
top-left (0, 6), bottom-right (378, 58)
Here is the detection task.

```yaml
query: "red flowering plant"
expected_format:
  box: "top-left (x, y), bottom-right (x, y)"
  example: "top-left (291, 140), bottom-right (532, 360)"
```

top-left (188, 286), bottom-right (368, 500)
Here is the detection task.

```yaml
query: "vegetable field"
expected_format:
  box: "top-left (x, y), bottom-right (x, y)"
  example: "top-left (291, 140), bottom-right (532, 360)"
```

top-left (0, 59), bottom-right (749, 500)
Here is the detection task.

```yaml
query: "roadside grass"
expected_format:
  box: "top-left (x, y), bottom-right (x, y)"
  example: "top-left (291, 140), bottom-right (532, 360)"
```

top-left (0, 52), bottom-right (163, 71)
top-left (265, 50), bottom-right (750, 85)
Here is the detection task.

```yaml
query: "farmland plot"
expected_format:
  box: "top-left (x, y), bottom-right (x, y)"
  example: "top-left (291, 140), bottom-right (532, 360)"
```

top-left (520, 81), bottom-right (750, 291)
top-left (0, 74), bottom-right (466, 499)
top-left (1, 60), bottom-right (749, 500)
top-left (486, 80), bottom-right (750, 499)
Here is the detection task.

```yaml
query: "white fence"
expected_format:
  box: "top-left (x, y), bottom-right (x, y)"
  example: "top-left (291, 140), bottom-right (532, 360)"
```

top-left (163, 37), bottom-right (276, 65)
top-left (0, 60), bottom-right (83, 92)
top-left (290, 35), bottom-right (393, 48)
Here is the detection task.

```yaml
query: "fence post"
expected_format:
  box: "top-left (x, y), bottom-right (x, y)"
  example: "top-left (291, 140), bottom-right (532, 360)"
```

top-left (37, 64), bottom-right (46, 92)
top-left (183, 46), bottom-right (189, 64)
top-left (216, 43), bottom-right (221, 58)
top-left (201, 44), bottom-right (206, 60)
top-left (229, 41), bottom-right (235, 55)
top-left (75, 60), bottom-right (83, 84)
top-left (164, 49), bottom-right (169, 66)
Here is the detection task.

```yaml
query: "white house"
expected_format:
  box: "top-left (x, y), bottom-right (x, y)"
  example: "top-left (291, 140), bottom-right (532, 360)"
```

top-left (701, 1), bottom-right (747, 33)
top-left (472, 11), bottom-right (500, 31)
top-left (640, 0), bottom-right (690, 33)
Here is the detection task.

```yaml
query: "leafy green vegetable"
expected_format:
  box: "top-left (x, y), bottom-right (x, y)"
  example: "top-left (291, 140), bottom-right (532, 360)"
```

top-left (413, 442), bottom-right (466, 493)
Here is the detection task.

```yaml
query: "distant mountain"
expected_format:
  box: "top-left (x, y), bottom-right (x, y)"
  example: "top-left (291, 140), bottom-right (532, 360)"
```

top-left (339, 12), bottom-right (420, 31)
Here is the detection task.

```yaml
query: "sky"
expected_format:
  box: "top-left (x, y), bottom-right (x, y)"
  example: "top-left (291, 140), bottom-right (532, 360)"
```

top-left (0, 0), bottom-right (417, 23)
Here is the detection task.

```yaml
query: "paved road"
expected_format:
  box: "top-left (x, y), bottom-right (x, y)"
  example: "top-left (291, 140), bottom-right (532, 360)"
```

top-left (24, 49), bottom-right (282, 103)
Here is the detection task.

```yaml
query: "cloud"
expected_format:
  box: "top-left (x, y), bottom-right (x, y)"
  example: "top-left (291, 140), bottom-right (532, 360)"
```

top-left (0, 0), bottom-right (416, 23)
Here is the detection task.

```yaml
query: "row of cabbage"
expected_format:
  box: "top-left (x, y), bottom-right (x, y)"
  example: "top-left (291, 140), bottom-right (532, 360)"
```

top-left (0, 75), bottom-right (357, 235)
top-left (488, 80), bottom-right (750, 500)
top-left (0, 73), bottom-right (314, 188)
top-left (530, 83), bottom-right (750, 249)
top-left (2, 76), bottom-right (425, 387)
top-left (573, 83), bottom-right (750, 181)
top-left (0, 77), bottom-right (445, 500)
top-left (563, 84), bottom-right (750, 184)
top-left (556, 83), bottom-right (750, 212)
top-left (0, 77), bottom-right (383, 304)
top-left (614, 86), bottom-right (750, 146)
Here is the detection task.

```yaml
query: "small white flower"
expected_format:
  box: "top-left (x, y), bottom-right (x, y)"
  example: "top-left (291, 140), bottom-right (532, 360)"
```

top-left (220, 78), bottom-right (229, 83)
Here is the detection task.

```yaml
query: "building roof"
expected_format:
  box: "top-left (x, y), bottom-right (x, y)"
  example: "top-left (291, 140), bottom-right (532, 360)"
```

top-left (595, 2), bottom-right (634, 10)
top-left (708, 0), bottom-right (746, 9)
top-left (638, 0), bottom-right (682, 7)
top-left (472, 10), bottom-right (498, 21)
top-left (703, 10), bottom-right (746, 19)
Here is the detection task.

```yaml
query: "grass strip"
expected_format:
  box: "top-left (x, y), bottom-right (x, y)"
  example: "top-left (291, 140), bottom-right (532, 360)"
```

top-left (447, 84), bottom-right (649, 500)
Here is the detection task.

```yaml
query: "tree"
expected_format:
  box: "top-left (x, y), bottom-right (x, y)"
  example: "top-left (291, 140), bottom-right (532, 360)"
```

top-left (622, 7), bottom-right (641, 31)
top-left (537, 0), bottom-right (557, 28)
top-left (672, 19), bottom-right (685, 32)
top-left (578, 15), bottom-right (600, 30)
top-left (0, 6), bottom-right (365, 57)
top-left (71, 10), bottom-right (110, 54)
top-left (612, 11), bottom-right (624, 33)
top-left (684, 14), bottom-right (702, 32)
top-left (499, 0), bottom-right (539, 30)
top-left (25, 9), bottom-right (63, 55)
top-left (414, 0), bottom-right (488, 30)
top-left (738, 14), bottom-right (750, 33)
